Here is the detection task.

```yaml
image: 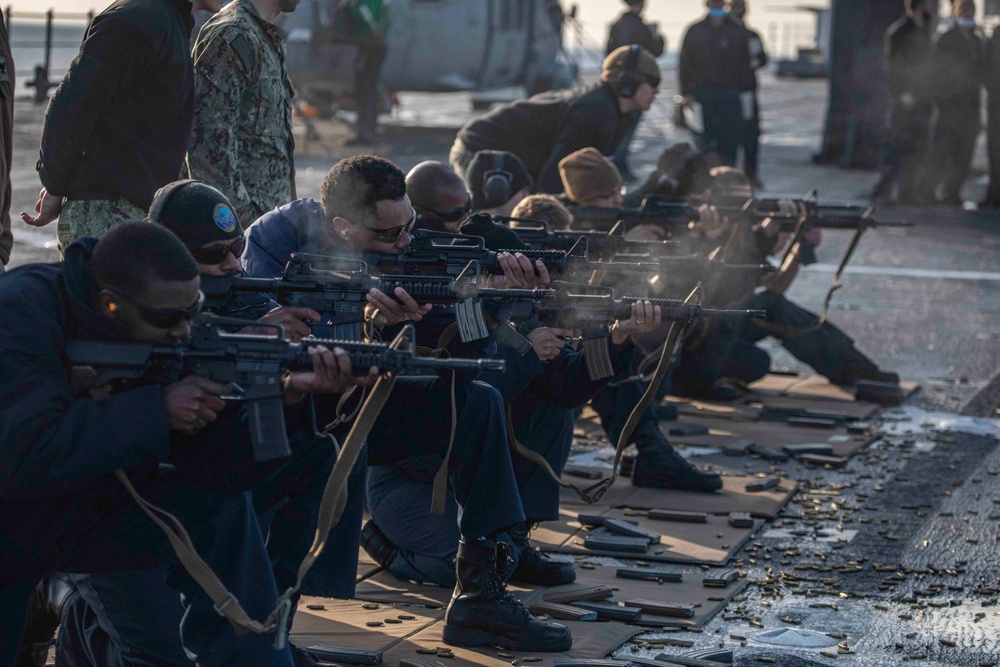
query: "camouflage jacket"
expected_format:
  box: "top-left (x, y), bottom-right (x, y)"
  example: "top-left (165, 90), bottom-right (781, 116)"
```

top-left (186, 0), bottom-right (295, 228)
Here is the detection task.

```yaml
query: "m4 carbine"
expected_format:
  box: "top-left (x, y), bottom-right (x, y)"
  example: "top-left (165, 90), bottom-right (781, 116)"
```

top-left (489, 215), bottom-right (679, 260)
top-left (66, 316), bottom-right (504, 463)
top-left (374, 230), bottom-right (772, 296)
top-left (570, 194), bottom-right (912, 234)
top-left (201, 254), bottom-right (555, 343)
top-left (500, 282), bottom-right (765, 379)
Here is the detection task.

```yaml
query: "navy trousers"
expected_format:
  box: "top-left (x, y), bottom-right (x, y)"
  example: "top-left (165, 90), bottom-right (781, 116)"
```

top-left (364, 377), bottom-right (525, 542)
top-left (54, 432), bottom-right (339, 666)
top-left (366, 397), bottom-right (571, 589)
top-left (0, 475), bottom-right (290, 667)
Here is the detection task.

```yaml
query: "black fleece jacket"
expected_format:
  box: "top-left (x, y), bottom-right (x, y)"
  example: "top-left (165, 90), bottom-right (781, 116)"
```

top-left (38, 0), bottom-right (195, 208)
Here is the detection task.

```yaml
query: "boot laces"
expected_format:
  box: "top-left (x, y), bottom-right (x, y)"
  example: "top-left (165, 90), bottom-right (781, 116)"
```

top-left (487, 543), bottom-right (527, 616)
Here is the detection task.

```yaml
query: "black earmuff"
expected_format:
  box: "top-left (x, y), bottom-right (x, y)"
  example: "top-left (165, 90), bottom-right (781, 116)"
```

top-left (482, 152), bottom-right (513, 208)
top-left (616, 45), bottom-right (643, 99)
top-left (147, 179), bottom-right (197, 222)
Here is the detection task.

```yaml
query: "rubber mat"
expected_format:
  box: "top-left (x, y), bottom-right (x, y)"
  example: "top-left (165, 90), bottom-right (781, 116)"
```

top-left (557, 474), bottom-right (797, 519)
top-left (749, 374), bottom-right (920, 402)
top-left (290, 598), bottom-right (442, 650)
top-left (381, 618), bottom-right (643, 667)
top-left (530, 505), bottom-right (759, 566)
top-left (664, 416), bottom-right (874, 457)
top-left (354, 570), bottom-right (540, 608)
top-left (542, 564), bottom-right (749, 630)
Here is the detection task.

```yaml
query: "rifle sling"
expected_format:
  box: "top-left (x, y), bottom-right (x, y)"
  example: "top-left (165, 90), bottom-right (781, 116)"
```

top-left (753, 223), bottom-right (866, 340)
top-left (114, 331), bottom-right (406, 646)
top-left (505, 296), bottom-right (693, 505)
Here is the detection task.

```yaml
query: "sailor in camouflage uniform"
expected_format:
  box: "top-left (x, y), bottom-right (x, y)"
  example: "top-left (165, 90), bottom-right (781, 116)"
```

top-left (186, 0), bottom-right (298, 227)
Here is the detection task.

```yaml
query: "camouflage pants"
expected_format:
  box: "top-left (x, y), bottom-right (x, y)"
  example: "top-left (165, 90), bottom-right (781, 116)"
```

top-left (57, 198), bottom-right (147, 257)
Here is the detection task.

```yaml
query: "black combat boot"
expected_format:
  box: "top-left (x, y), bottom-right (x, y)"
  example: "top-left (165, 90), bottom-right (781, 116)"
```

top-left (508, 523), bottom-right (576, 586)
top-left (15, 574), bottom-right (77, 667)
top-left (443, 539), bottom-right (572, 651)
top-left (360, 519), bottom-right (399, 570)
top-left (631, 422), bottom-right (723, 493)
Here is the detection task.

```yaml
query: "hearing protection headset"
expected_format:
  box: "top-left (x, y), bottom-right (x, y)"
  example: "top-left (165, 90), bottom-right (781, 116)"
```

top-left (482, 152), bottom-right (513, 207)
top-left (616, 45), bottom-right (643, 99)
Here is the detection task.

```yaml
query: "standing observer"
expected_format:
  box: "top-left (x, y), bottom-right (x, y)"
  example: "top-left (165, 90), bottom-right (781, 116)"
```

top-left (872, 0), bottom-right (937, 206)
top-left (679, 0), bottom-right (753, 166)
top-left (22, 0), bottom-right (195, 254)
top-left (925, 0), bottom-right (984, 206)
top-left (730, 0), bottom-right (767, 188)
top-left (186, 0), bottom-right (299, 227)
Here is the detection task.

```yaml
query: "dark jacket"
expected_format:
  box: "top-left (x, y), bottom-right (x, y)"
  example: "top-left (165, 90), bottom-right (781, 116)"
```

top-left (884, 15), bottom-right (935, 103)
top-left (679, 16), bottom-right (752, 96)
top-left (244, 198), bottom-right (332, 281)
top-left (0, 238), bottom-right (172, 514)
top-left (607, 11), bottom-right (664, 56)
top-left (38, 0), bottom-right (195, 209)
top-left (457, 83), bottom-right (635, 194)
top-left (0, 21), bottom-right (12, 266)
top-left (933, 24), bottom-right (985, 111)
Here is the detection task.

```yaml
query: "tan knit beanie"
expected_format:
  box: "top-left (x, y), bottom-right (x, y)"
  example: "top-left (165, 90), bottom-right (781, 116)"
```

top-left (559, 148), bottom-right (623, 203)
top-left (601, 45), bottom-right (661, 87)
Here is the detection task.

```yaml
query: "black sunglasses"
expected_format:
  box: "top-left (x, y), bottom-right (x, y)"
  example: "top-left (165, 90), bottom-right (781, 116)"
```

top-left (434, 194), bottom-right (473, 223)
top-left (352, 208), bottom-right (417, 243)
top-left (113, 290), bottom-right (204, 329)
top-left (191, 236), bottom-right (247, 265)
top-left (646, 76), bottom-right (661, 89)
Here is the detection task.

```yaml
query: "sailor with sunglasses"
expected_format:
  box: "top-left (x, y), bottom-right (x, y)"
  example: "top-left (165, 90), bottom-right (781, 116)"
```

top-left (41, 182), bottom-right (374, 666)
top-left (358, 163), bottom-right (664, 592)
top-left (0, 221), bottom-right (360, 665)
top-left (242, 155), bottom-right (574, 653)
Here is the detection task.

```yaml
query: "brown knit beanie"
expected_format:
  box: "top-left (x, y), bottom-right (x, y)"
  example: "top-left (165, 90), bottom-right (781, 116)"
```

top-left (601, 45), bottom-right (661, 88)
top-left (559, 148), bottom-right (623, 203)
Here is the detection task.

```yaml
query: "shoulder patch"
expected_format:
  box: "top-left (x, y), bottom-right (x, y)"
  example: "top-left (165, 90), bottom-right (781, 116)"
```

top-left (226, 33), bottom-right (255, 75)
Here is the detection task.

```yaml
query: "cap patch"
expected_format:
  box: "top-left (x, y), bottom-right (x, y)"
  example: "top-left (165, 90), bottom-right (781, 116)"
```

top-left (214, 203), bottom-right (238, 233)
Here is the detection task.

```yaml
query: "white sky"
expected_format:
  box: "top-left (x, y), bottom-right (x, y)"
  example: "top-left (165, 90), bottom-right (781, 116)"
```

top-left (33, 0), bottom-right (829, 36)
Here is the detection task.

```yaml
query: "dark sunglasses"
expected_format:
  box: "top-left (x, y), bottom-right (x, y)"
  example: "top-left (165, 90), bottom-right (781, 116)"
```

top-left (353, 208), bottom-right (417, 243)
top-left (112, 290), bottom-right (204, 329)
top-left (191, 236), bottom-right (247, 265)
top-left (646, 75), bottom-right (661, 89)
top-left (434, 194), bottom-right (473, 223)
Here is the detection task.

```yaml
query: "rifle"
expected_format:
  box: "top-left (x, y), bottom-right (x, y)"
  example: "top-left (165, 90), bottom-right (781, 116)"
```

top-left (372, 229), bottom-right (774, 299)
top-left (494, 216), bottom-right (679, 259)
top-left (66, 315), bottom-right (504, 463)
top-left (201, 255), bottom-right (554, 343)
top-left (500, 282), bottom-right (765, 380)
top-left (570, 193), bottom-right (912, 233)
top-left (375, 229), bottom-right (674, 284)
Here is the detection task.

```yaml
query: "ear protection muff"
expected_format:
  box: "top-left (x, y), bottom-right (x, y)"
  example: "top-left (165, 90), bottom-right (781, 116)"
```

top-left (482, 152), bottom-right (513, 208)
top-left (147, 179), bottom-right (197, 222)
top-left (616, 45), bottom-right (643, 99)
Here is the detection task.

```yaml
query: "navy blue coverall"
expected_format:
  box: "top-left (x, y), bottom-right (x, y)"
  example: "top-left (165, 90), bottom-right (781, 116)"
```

top-left (244, 199), bottom-right (527, 543)
top-left (0, 240), bottom-right (292, 666)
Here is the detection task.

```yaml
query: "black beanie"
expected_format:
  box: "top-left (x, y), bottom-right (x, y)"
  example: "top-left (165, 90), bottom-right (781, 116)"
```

top-left (466, 150), bottom-right (533, 209)
top-left (147, 180), bottom-right (243, 251)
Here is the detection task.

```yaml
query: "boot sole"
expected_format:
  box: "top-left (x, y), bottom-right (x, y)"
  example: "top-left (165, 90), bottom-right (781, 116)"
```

top-left (441, 625), bottom-right (573, 652)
